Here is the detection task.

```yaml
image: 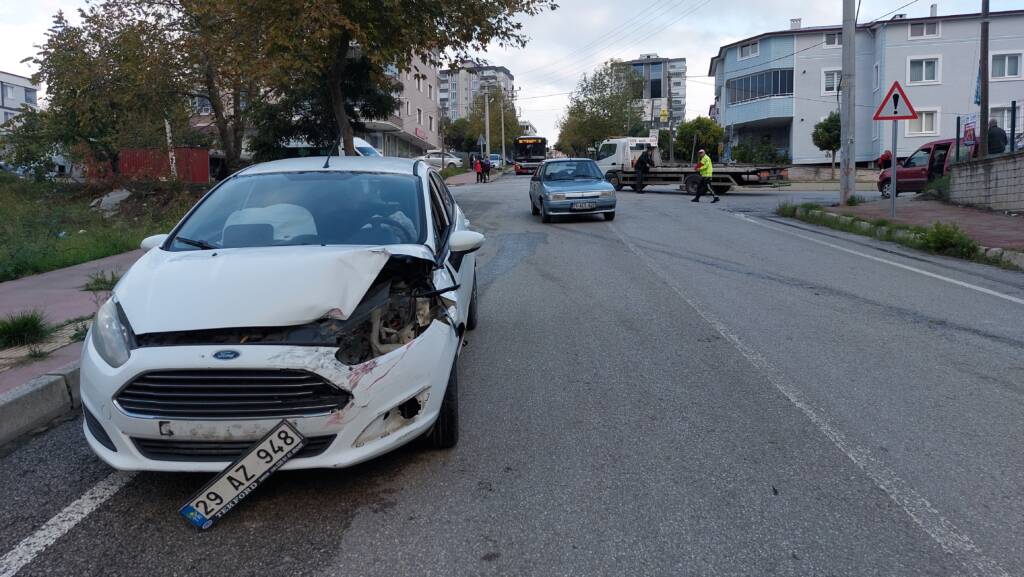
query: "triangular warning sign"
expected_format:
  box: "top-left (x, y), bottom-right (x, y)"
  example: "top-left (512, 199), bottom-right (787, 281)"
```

top-left (873, 81), bottom-right (918, 121)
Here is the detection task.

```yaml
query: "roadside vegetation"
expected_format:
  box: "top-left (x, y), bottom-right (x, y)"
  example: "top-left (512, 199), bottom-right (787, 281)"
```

top-left (0, 173), bottom-right (195, 282)
top-left (0, 310), bottom-right (53, 348)
top-left (440, 166), bottom-right (469, 180)
top-left (81, 270), bottom-right (122, 292)
top-left (776, 202), bottom-right (1019, 269)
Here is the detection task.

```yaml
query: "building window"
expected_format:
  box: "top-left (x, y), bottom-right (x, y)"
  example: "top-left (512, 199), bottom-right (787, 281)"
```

top-left (416, 76), bottom-right (422, 92)
top-left (428, 84), bottom-right (433, 99)
top-left (992, 53), bottom-right (1021, 80)
top-left (726, 69), bottom-right (793, 104)
top-left (429, 116), bottom-right (434, 131)
top-left (738, 41), bottom-right (759, 60)
top-left (873, 63), bottom-right (880, 91)
top-left (909, 21), bottom-right (939, 38)
top-left (3, 85), bottom-right (14, 99)
top-left (650, 78), bottom-right (662, 99)
top-left (991, 105), bottom-right (1021, 131)
top-left (3, 111), bottom-right (15, 123)
top-left (824, 32), bottom-right (842, 48)
top-left (822, 69), bottom-right (842, 95)
top-left (417, 108), bottom-right (422, 125)
top-left (193, 96), bottom-right (212, 115)
top-left (906, 109), bottom-right (938, 136)
top-left (908, 57), bottom-right (939, 84)
top-left (24, 88), bottom-right (37, 106)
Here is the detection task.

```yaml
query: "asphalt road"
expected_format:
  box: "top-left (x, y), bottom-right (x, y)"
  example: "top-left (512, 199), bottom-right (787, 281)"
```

top-left (2, 176), bottom-right (1023, 577)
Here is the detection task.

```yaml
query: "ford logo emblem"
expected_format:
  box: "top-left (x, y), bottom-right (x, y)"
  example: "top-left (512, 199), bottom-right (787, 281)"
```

top-left (213, 350), bottom-right (240, 360)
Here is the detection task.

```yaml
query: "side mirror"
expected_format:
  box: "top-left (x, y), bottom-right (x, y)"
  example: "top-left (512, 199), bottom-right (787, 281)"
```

top-left (449, 230), bottom-right (485, 254)
top-left (140, 233), bottom-right (169, 250)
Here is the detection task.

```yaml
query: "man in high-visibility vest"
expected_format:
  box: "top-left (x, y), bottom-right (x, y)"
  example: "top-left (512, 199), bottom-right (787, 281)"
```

top-left (692, 149), bottom-right (719, 203)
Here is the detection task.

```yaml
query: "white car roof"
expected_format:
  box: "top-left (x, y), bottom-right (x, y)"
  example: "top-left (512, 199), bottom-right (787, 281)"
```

top-left (237, 156), bottom-right (424, 176)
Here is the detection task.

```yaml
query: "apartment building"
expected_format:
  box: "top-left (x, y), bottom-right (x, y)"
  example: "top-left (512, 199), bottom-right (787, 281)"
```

top-left (439, 63), bottom-right (515, 121)
top-left (0, 71), bottom-right (40, 128)
top-left (360, 58), bottom-right (442, 157)
top-left (519, 119), bottom-right (538, 135)
top-left (624, 54), bottom-right (687, 129)
top-left (709, 7), bottom-right (1024, 165)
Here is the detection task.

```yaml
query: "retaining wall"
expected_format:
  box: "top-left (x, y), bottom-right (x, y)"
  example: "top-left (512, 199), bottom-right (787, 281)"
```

top-left (949, 151), bottom-right (1024, 212)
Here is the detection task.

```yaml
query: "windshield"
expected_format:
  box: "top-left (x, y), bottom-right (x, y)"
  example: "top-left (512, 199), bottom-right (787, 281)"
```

top-left (356, 146), bottom-right (381, 157)
top-left (169, 171), bottom-right (425, 250)
top-left (542, 160), bottom-right (604, 181)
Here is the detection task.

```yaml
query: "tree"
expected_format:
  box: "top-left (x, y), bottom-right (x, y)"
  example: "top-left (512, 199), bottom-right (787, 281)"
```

top-left (812, 111), bottom-right (842, 179)
top-left (1, 109), bottom-right (58, 180)
top-left (441, 117), bottom-right (472, 152)
top-left (556, 60), bottom-right (645, 156)
top-left (254, 0), bottom-right (556, 156)
top-left (465, 90), bottom-right (520, 157)
top-left (675, 117), bottom-right (725, 162)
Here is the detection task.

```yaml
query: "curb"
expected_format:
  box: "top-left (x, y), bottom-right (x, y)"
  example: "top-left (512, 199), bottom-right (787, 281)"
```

top-left (0, 361), bottom-right (80, 447)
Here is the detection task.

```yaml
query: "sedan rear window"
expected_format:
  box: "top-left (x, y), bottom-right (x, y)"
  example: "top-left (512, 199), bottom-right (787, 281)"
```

top-left (170, 172), bottom-right (425, 250)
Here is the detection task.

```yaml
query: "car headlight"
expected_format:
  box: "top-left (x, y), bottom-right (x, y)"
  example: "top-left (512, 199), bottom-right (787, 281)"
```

top-left (549, 193), bottom-right (566, 201)
top-left (600, 190), bottom-right (614, 197)
top-left (91, 298), bottom-right (134, 368)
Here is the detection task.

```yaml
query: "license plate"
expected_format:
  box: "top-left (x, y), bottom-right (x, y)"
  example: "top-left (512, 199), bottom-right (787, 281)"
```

top-left (179, 420), bottom-right (306, 529)
top-left (572, 201), bottom-right (597, 210)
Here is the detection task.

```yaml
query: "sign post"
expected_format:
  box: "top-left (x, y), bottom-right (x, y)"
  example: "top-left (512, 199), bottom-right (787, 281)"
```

top-left (873, 81), bottom-right (918, 218)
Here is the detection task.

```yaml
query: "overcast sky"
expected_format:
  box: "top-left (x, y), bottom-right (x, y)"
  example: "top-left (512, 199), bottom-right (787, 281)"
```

top-left (3, 0), bottom-right (1020, 142)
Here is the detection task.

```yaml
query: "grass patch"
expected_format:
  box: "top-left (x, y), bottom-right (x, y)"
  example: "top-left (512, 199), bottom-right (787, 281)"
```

top-left (845, 194), bottom-right (865, 206)
top-left (27, 346), bottom-right (50, 360)
top-left (0, 172), bottom-right (198, 282)
top-left (440, 166), bottom-right (468, 180)
top-left (774, 204), bottom-right (1020, 270)
top-left (82, 270), bottom-right (121, 292)
top-left (0, 310), bottom-right (53, 348)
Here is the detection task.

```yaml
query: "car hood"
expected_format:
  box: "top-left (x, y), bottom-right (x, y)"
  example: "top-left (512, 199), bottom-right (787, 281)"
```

top-left (542, 179), bottom-right (614, 192)
top-left (115, 244), bottom-right (436, 335)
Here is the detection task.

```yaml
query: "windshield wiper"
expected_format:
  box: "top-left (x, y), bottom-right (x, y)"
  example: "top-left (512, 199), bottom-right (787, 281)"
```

top-left (174, 236), bottom-right (218, 250)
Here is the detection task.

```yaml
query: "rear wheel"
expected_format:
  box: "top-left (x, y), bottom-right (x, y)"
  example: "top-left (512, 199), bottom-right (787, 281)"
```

top-left (631, 184), bottom-right (646, 192)
top-left (603, 211), bottom-right (616, 221)
top-left (447, 162), bottom-right (457, 169)
top-left (880, 181), bottom-right (892, 198)
top-left (426, 359), bottom-right (459, 449)
top-left (684, 174), bottom-right (702, 194)
top-left (712, 185), bottom-right (732, 195)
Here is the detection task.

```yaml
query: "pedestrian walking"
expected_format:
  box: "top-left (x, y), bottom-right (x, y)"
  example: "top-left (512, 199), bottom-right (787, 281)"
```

top-left (474, 156), bottom-right (483, 183)
top-left (634, 145), bottom-right (653, 193)
top-left (483, 158), bottom-right (492, 182)
top-left (989, 119), bottom-right (1008, 155)
top-left (692, 149), bottom-right (719, 203)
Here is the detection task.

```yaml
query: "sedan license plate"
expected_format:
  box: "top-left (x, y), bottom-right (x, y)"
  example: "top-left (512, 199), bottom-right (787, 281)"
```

top-left (571, 201), bottom-right (597, 210)
top-left (179, 420), bottom-right (305, 529)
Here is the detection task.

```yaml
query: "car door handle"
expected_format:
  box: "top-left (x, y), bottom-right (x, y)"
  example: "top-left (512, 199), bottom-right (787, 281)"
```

top-left (610, 163), bottom-right (617, 166)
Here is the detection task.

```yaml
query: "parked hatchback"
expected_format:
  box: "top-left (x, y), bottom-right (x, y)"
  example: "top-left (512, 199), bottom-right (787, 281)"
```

top-left (877, 138), bottom-right (976, 197)
top-left (529, 158), bottom-right (616, 222)
top-left (81, 156), bottom-right (484, 472)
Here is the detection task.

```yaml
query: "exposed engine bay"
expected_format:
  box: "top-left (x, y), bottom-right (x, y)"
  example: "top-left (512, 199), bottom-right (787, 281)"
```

top-left (134, 256), bottom-right (452, 365)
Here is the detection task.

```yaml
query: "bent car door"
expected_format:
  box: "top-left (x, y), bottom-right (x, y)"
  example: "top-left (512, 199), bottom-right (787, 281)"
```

top-left (428, 172), bottom-right (475, 327)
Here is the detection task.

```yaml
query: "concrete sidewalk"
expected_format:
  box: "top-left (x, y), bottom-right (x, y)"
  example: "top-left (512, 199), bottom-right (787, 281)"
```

top-left (445, 168), bottom-right (511, 187)
top-left (831, 197), bottom-right (1024, 251)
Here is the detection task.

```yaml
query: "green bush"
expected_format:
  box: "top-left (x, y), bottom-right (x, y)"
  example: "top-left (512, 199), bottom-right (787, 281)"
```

top-left (0, 310), bottom-right (52, 348)
top-left (918, 222), bottom-right (979, 258)
top-left (846, 195), bottom-right (865, 206)
top-left (776, 202), bottom-right (798, 217)
top-left (928, 174), bottom-right (951, 201)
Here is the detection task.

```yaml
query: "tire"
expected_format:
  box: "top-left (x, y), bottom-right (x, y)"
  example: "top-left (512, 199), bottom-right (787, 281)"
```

top-left (606, 172), bottom-right (623, 191)
top-left (603, 211), bottom-right (616, 221)
top-left (684, 174), bottom-right (702, 194)
top-left (541, 201), bottom-right (552, 223)
top-left (426, 359), bottom-right (459, 449)
top-left (712, 185), bottom-right (731, 195)
top-left (447, 162), bottom-right (456, 169)
top-left (631, 184), bottom-right (646, 192)
top-left (880, 181), bottom-right (892, 198)
top-left (531, 196), bottom-right (539, 215)
top-left (466, 272), bottom-right (479, 331)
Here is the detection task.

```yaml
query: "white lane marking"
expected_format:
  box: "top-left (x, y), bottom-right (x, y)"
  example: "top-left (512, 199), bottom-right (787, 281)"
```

top-left (609, 223), bottom-right (1010, 577)
top-left (0, 471), bottom-right (136, 577)
top-left (737, 213), bottom-right (1024, 307)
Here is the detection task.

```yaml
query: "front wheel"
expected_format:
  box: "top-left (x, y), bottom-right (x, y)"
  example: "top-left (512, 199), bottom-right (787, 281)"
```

top-left (541, 201), bottom-right (552, 223)
top-left (606, 172), bottom-right (623, 191)
top-left (426, 359), bottom-right (459, 449)
top-left (466, 272), bottom-right (479, 331)
top-left (684, 174), bottom-right (702, 194)
top-left (531, 196), bottom-right (539, 215)
top-left (603, 211), bottom-right (616, 221)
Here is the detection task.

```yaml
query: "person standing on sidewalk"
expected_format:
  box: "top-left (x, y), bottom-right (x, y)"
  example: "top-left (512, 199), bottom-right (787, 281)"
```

top-left (474, 156), bottom-right (483, 183)
top-left (692, 149), bottom-right (719, 203)
top-left (634, 145), bottom-right (652, 193)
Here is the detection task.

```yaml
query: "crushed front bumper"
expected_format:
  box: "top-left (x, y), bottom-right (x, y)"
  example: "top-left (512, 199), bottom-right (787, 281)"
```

top-left (80, 321), bottom-right (459, 472)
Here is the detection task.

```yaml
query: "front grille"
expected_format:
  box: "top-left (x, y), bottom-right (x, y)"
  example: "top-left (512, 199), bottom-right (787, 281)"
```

top-left (133, 435), bottom-right (336, 462)
top-left (115, 369), bottom-right (350, 419)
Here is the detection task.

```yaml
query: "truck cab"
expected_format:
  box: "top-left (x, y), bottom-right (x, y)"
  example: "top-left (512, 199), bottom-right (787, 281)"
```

top-left (595, 137), bottom-right (659, 176)
top-left (878, 138), bottom-right (976, 197)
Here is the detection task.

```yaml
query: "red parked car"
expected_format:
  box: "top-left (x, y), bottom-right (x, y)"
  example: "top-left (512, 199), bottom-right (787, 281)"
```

top-left (877, 138), bottom-right (976, 198)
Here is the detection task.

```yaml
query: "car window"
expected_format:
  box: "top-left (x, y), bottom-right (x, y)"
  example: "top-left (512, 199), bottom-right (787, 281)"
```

top-left (427, 174), bottom-right (451, 251)
top-left (904, 148), bottom-right (931, 168)
top-left (356, 146), bottom-right (381, 157)
top-left (542, 160), bottom-right (604, 181)
top-left (170, 171), bottom-right (425, 250)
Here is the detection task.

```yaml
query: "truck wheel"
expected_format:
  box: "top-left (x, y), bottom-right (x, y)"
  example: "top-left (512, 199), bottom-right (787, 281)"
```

top-left (712, 185), bottom-right (731, 195)
top-left (684, 174), bottom-right (702, 194)
top-left (606, 172), bottom-right (624, 191)
top-left (631, 184), bottom-right (646, 192)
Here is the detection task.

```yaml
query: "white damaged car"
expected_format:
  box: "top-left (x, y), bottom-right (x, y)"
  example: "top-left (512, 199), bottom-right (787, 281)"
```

top-left (81, 156), bottom-right (483, 471)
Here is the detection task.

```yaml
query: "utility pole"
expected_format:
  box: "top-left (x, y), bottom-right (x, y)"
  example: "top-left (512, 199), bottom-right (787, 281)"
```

top-left (839, 0), bottom-right (856, 204)
top-left (499, 87), bottom-right (507, 166)
top-left (979, 0), bottom-right (990, 158)
top-left (484, 92), bottom-right (492, 158)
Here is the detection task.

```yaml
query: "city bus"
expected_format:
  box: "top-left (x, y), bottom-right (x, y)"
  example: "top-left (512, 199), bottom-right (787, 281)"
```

top-left (513, 136), bottom-right (547, 175)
